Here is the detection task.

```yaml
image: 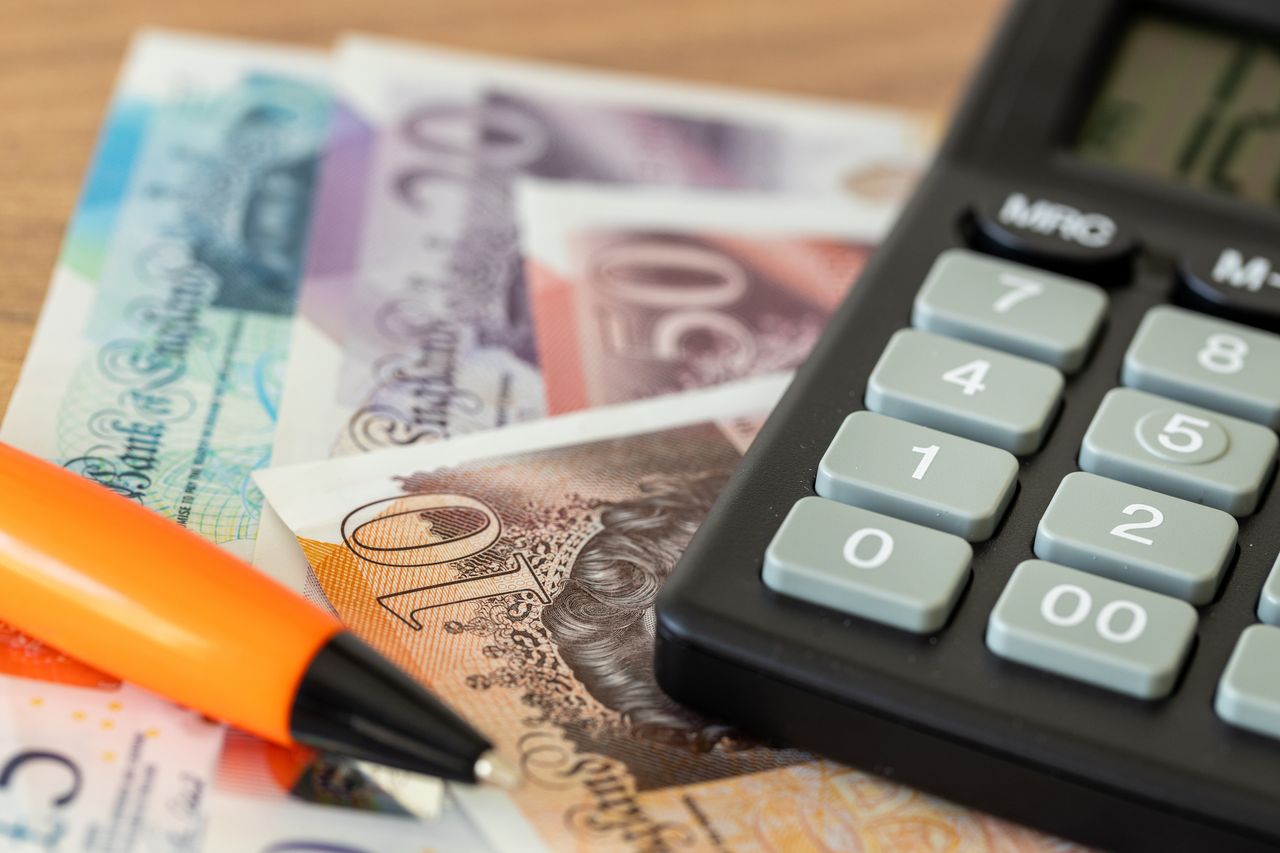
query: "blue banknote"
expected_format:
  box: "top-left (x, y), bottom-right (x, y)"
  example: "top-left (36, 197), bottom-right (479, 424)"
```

top-left (2, 31), bottom-right (331, 554)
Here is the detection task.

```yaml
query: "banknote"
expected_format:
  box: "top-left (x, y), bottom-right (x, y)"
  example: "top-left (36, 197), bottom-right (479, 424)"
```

top-left (0, 30), bottom-right (333, 849)
top-left (1, 29), bottom-right (330, 556)
top-left (0, 659), bottom-right (223, 850)
top-left (516, 180), bottom-right (894, 412)
top-left (267, 34), bottom-right (930, 468)
top-left (0, 30), bottom-right (449, 849)
top-left (256, 375), bottom-right (1077, 853)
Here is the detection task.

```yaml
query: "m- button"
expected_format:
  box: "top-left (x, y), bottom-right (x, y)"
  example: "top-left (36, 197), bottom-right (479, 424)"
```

top-left (971, 190), bottom-right (1136, 283)
top-left (1180, 243), bottom-right (1280, 332)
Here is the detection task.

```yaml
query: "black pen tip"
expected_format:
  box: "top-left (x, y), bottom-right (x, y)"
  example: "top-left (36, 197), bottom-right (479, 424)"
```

top-left (289, 631), bottom-right (491, 783)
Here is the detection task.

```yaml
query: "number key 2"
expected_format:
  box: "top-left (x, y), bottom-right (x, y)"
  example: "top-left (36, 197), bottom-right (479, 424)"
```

top-left (1035, 472), bottom-right (1237, 604)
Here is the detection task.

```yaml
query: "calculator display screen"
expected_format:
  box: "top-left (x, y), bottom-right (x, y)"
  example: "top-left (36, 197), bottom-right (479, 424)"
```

top-left (1075, 12), bottom-right (1280, 210)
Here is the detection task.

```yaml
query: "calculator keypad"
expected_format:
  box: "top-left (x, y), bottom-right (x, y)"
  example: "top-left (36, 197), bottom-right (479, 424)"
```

top-left (913, 249), bottom-right (1107, 372)
top-left (987, 560), bottom-right (1197, 700)
top-left (1035, 472), bottom-right (1236, 604)
top-left (817, 411), bottom-right (1018, 541)
top-left (1079, 388), bottom-right (1278, 516)
top-left (866, 329), bottom-right (1063, 455)
top-left (1260, 556), bottom-right (1280, 626)
top-left (762, 211), bottom-right (1280, 715)
top-left (1123, 306), bottom-right (1280, 429)
top-left (1215, 625), bottom-right (1280, 740)
top-left (763, 497), bottom-right (971, 634)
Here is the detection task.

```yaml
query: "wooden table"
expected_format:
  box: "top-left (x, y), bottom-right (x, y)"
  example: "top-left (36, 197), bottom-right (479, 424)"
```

top-left (0, 0), bottom-right (1004, 411)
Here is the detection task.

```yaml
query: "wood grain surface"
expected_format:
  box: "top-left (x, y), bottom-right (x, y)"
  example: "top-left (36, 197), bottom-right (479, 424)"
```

top-left (0, 0), bottom-right (1005, 412)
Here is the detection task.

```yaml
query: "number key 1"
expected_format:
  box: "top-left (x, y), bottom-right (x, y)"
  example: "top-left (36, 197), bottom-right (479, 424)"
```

top-left (817, 411), bottom-right (1018, 541)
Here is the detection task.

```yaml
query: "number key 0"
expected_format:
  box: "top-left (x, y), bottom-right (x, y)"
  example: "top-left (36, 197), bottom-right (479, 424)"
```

top-left (763, 497), bottom-right (972, 634)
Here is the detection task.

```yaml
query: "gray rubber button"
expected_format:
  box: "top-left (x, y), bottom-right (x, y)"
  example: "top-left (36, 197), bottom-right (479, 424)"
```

top-left (866, 329), bottom-right (1064, 455)
top-left (1259, 554), bottom-right (1280, 626)
top-left (1079, 388), bottom-right (1278, 516)
top-left (913, 249), bottom-right (1107, 372)
top-left (817, 411), bottom-right (1017, 541)
top-left (763, 497), bottom-right (971, 633)
top-left (1216, 625), bottom-right (1280, 740)
top-left (1035, 472), bottom-right (1237, 604)
top-left (1123, 305), bottom-right (1280, 429)
top-left (987, 560), bottom-right (1197, 699)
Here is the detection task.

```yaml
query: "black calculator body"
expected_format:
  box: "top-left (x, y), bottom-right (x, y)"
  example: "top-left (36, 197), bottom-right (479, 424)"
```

top-left (655, 1), bottom-right (1280, 850)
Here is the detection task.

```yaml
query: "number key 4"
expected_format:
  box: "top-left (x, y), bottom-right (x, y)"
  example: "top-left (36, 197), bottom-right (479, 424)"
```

top-left (867, 329), bottom-right (1064, 455)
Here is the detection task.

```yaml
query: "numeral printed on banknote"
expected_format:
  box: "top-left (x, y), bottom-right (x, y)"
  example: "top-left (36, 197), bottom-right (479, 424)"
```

top-left (257, 376), bottom-right (1080, 853)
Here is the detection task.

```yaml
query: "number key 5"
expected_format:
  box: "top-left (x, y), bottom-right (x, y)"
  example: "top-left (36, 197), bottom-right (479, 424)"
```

top-left (1080, 388), bottom-right (1277, 516)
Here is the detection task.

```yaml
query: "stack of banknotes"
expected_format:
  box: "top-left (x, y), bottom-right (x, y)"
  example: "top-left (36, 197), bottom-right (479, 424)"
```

top-left (0, 29), bottom-right (1082, 852)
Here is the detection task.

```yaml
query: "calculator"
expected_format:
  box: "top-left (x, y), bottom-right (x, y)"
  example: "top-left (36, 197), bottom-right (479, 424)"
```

top-left (654, 1), bottom-right (1280, 850)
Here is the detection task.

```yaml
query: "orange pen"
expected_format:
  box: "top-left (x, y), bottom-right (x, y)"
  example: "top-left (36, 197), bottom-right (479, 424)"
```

top-left (0, 441), bottom-right (517, 787)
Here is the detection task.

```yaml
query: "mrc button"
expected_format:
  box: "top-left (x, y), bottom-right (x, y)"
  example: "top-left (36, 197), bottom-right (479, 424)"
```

top-left (1179, 244), bottom-right (1280, 332)
top-left (971, 191), bottom-right (1136, 282)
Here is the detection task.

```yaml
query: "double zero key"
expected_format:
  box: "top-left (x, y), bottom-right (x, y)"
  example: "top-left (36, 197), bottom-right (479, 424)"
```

top-left (988, 560), bottom-right (1197, 699)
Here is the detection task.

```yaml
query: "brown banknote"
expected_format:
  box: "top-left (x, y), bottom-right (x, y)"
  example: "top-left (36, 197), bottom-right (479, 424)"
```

top-left (257, 380), bottom-right (1081, 853)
